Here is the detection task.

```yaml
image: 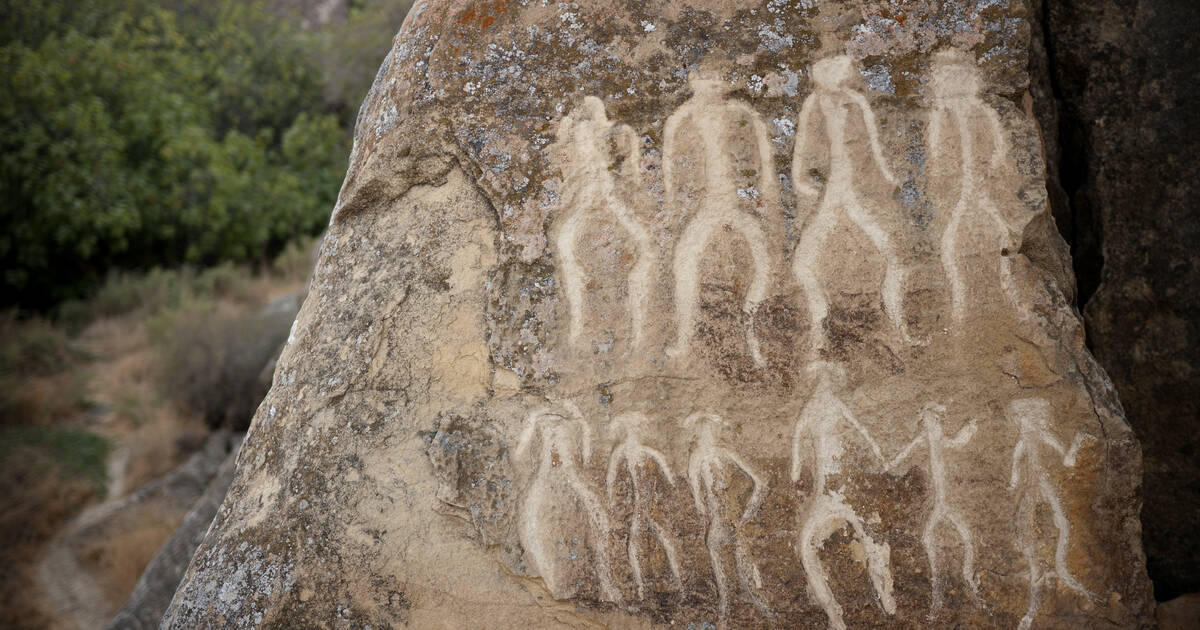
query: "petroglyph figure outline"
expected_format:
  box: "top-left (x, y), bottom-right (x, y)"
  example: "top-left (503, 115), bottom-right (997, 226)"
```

top-left (791, 361), bottom-right (895, 630)
top-left (555, 96), bottom-right (657, 347)
top-left (683, 411), bottom-right (772, 628)
top-left (792, 55), bottom-right (916, 355)
top-left (928, 50), bottom-right (1021, 326)
top-left (605, 412), bottom-right (683, 600)
top-left (665, 71), bottom-right (779, 368)
top-left (515, 402), bottom-right (621, 603)
top-left (1007, 398), bottom-right (1095, 630)
top-left (888, 402), bottom-right (981, 612)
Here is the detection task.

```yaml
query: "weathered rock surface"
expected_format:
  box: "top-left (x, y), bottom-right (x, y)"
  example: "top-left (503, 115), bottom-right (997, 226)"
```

top-left (165, 2), bottom-right (1153, 628)
top-left (1035, 0), bottom-right (1200, 601)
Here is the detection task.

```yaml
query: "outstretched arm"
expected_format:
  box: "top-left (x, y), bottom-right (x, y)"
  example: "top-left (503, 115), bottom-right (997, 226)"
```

top-left (1009, 440), bottom-right (1026, 490)
top-left (726, 451), bottom-right (766, 524)
top-left (645, 446), bottom-right (677, 486)
top-left (791, 413), bottom-right (809, 481)
top-left (948, 418), bottom-right (980, 449)
top-left (887, 435), bottom-right (924, 471)
top-left (847, 89), bottom-right (898, 185)
top-left (514, 411), bottom-right (548, 461)
top-left (840, 400), bottom-right (884, 463)
top-left (927, 107), bottom-right (946, 167)
top-left (617, 124), bottom-right (642, 180)
top-left (1064, 433), bottom-right (1087, 467)
top-left (791, 94), bottom-right (821, 197)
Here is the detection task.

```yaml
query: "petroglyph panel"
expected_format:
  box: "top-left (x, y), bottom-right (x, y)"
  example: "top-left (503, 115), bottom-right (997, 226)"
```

top-left (168, 3), bottom-right (1152, 629)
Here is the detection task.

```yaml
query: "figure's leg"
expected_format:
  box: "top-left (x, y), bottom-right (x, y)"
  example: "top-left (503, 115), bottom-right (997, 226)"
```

top-left (799, 511), bottom-right (847, 630)
top-left (793, 202), bottom-right (836, 356)
top-left (1043, 481), bottom-right (1096, 600)
top-left (706, 517), bottom-right (731, 630)
top-left (947, 509), bottom-right (981, 602)
top-left (568, 474), bottom-right (622, 603)
top-left (846, 509), bottom-right (896, 615)
top-left (845, 196), bottom-right (914, 344)
top-left (556, 209), bottom-right (590, 345)
top-left (611, 201), bottom-right (656, 348)
top-left (521, 482), bottom-right (554, 593)
top-left (733, 536), bottom-right (771, 614)
top-left (923, 510), bottom-right (945, 611)
top-left (940, 199), bottom-right (968, 327)
top-left (979, 196), bottom-right (1021, 314)
top-left (629, 511), bottom-right (646, 600)
top-left (732, 216), bottom-right (772, 367)
top-left (648, 519), bottom-right (684, 592)
top-left (668, 213), bottom-right (716, 360)
top-left (1016, 491), bottom-right (1040, 630)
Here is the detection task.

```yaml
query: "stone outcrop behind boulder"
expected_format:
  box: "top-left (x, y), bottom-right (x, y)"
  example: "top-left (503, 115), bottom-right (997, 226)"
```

top-left (165, 2), bottom-right (1153, 628)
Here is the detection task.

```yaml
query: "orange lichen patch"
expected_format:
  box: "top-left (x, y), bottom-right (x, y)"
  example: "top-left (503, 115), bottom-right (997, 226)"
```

top-left (456, 0), bottom-right (510, 31)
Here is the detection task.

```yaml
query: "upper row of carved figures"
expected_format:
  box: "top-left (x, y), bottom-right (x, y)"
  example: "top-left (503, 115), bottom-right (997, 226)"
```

top-left (554, 51), bottom-right (1025, 362)
top-left (516, 364), bottom-right (1093, 630)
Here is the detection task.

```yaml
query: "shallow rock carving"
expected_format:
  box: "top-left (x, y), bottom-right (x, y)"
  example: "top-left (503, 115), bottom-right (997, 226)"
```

top-left (515, 403), bottom-right (621, 603)
top-left (791, 362), bottom-right (894, 630)
top-left (684, 412), bottom-right (771, 628)
top-left (665, 72), bottom-right (778, 368)
top-left (928, 50), bottom-right (1021, 326)
top-left (1007, 397), bottom-right (1095, 630)
top-left (162, 3), bottom-right (1154, 628)
top-left (605, 412), bottom-right (683, 600)
top-left (555, 97), bottom-right (655, 348)
top-left (888, 403), bottom-right (980, 612)
top-left (792, 55), bottom-right (912, 355)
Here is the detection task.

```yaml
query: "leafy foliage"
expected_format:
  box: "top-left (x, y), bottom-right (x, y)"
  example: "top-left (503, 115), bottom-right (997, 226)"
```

top-left (0, 0), bottom-right (348, 309)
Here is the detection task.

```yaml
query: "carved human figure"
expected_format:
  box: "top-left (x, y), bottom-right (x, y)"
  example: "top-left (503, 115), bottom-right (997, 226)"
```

top-left (555, 96), bottom-right (657, 347)
top-left (888, 403), bottom-right (980, 612)
top-left (790, 361), bottom-right (895, 630)
top-left (1007, 398), bottom-right (1095, 630)
top-left (664, 71), bottom-right (779, 367)
top-left (514, 403), bottom-right (621, 603)
top-left (605, 412), bottom-right (683, 600)
top-left (682, 412), bottom-right (771, 627)
top-left (928, 50), bottom-right (1021, 326)
top-left (792, 55), bottom-right (914, 355)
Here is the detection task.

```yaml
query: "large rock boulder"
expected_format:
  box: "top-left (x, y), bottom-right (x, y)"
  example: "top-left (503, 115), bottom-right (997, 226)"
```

top-left (164, 2), bottom-right (1153, 628)
top-left (1036, 0), bottom-right (1200, 601)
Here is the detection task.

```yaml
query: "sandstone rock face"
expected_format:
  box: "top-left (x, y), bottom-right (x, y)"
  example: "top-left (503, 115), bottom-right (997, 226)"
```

top-left (165, 2), bottom-right (1153, 628)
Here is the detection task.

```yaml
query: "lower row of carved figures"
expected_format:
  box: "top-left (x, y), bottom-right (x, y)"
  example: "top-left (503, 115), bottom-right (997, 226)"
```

top-left (516, 373), bottom-right (1093, 630)
top-left (557, 51), bottom-right (1023, 365)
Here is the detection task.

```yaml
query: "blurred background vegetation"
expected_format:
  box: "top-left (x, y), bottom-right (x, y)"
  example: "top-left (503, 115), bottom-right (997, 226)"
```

top-left (0, 1), bottom-right (412, 626)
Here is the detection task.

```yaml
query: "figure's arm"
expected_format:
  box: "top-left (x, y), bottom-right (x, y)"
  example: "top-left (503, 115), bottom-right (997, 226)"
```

top-left (927, 107), bottom-right (946, 166)
top-left (645, 446), bottom-right (677, 486)
top-left (605, 445), bottom-right (625, 500)
top-left (726, 451), bottom-right (766, 523)
top-left (1038, 429), bottom-right (1070, 462)
top-left (948, 418), bottom-right (980, 449)
top-left (617, 124), bottom-right (642, 179)
top-left (840, 400), bottom-right (884, 462)
top-left (982, 103), bottom-right (1008, 169)
top-left (847, 89), bottom-right (898, 185)
top-left (1064, 433), bottom-right (1087, 467)
top-left (687, 456), bottom-right (706, 516)
top-left (733, 101), bottom-right (779, 209)
top-left (791, 95), bottom-right (820, 197)
top-left (514, 411), bottom-right (546, 461)
top-left (1009, 440), bottom-right (1026, 490)
top-left (887, 435), bottom-right (924, 471)
top-left (791, 413), bottom-right (809, 481)
top-left (561, 401), bottom-right (592, 462)
top-left (661, 109), bottom-right (686, 207)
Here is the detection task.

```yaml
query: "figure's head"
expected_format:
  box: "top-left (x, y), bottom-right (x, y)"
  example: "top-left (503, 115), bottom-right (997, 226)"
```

top-left (812, 55), bottom-right (855, 89)
top-left (610, 412), bottom-right (649, 439)
top-left (930, 49), bottom-right (980, 100)
top-left (920, 402), bottom-right (947, 429)
top-left (687, 66), bottom-right (731, 98)
top-left (682, 411), bottom-right (726, 436)
top-left (1006, 398), bottom-right (1050, 432)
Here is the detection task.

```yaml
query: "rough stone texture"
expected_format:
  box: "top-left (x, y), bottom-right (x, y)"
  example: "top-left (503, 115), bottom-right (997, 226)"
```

top-left (165, 2), bottom-right (1153, 628)
top-left (105, 436), bottom-right (243, 630)
top-left (1034, 0), bottom-right (1200, 601)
